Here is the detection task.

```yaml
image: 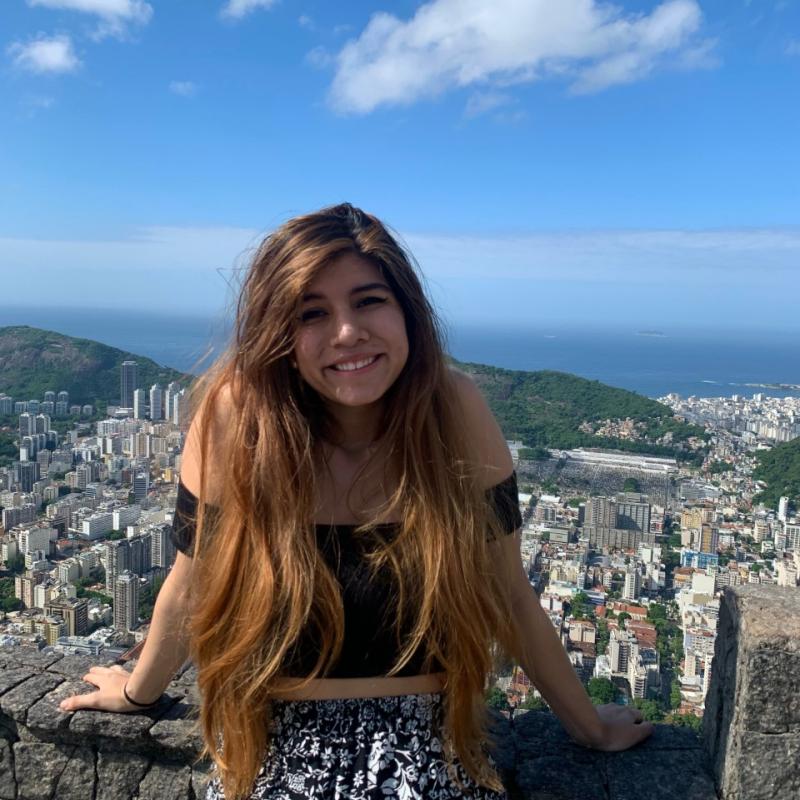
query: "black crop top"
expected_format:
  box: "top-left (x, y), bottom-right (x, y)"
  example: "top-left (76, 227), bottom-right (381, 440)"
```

top-left (171, 474), bottom-right (522, 678)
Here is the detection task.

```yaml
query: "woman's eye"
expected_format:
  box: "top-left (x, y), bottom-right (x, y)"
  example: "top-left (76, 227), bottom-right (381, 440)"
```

top-left (298, 308), bottom-right (325, 323)
top-left (357, 296), bottom-right (387, 308)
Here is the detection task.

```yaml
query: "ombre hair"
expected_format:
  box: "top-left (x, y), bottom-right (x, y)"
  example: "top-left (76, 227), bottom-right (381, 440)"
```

top-left (187, 203), bottom-right (517, 798)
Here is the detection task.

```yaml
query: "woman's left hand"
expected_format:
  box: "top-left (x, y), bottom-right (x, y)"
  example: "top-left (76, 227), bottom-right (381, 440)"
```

top-left (583, 704), bottom-right (655, 751)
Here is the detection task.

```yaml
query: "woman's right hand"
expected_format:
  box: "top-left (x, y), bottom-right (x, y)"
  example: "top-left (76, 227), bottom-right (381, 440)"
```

top-left (586, 703), bottom-right (655, 751)
top-left (59, 664), bottom-right (154, 714)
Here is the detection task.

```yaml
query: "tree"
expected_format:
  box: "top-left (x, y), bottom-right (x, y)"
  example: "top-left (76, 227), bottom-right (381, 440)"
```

top-left (587, 677), bottom-right (617, 705)
top-left (632, 698), bottom-right (664, 722)
top-left (667, 712), bottom-right (702, 732)
top-left (670, 678), bottom-right (682, 709)
top-left (596, 619), bottom-right (610, 656)
top-left (622, 477), bottom-right (641, 492)
top-left (485, 686), bottom-right (510, 712)
top-left (617, 612), bottom-right (631, 628)
top-left (647, 604), bottom-right (667, 624)
top-left (5, 554), bottom-right (25, 575)
top-left (519, 694), bottom-right (548, 711)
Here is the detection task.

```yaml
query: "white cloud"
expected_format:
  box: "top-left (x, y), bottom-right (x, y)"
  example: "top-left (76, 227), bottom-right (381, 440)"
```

top-left (298, 14), bottom-right (314, 29)
top-left (7, 34), bottom-right (80, 74)
top-left (306, 45), bottom-right (333, 69)
top-left (220, 0), bottom-right (277, 21)
top-left (2, 224), bottom-right (798, 325)
top-left (27, 0), bottom-right (153, 39)
top-left (786, 39), bottom-right (800, 57)
top-left (329, 0), bottom-right (716, 114)
top-left (169, 80), bottom-right (198, 97)
top-left (404, 227), bottom-right (800, 286)
top-left (464, 90), bottom-right (512, 118)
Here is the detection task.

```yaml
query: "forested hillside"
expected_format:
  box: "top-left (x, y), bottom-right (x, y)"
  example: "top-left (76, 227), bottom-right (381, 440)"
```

top-left (0, 326), bottom-right (186, 405)
top-left (753, 437), bottom-right (800, 510)
top-left (457, 362), bottom-right (706, 460)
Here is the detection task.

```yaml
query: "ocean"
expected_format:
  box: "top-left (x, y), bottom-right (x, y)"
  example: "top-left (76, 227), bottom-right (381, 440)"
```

top-left (1, 306), bottom-right (798, 400)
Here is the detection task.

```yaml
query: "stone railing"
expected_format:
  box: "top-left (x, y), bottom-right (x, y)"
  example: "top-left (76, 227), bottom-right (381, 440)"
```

top-left (0, 584), bottom-right (795, 799)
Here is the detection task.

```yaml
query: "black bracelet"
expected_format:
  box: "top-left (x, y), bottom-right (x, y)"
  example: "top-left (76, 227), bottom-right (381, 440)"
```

top-left (123, 682), bottom-right (159, 708)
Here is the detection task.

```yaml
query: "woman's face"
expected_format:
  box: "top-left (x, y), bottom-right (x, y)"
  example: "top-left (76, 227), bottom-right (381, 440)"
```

top-left (292, 252), bottom-right (409, 413)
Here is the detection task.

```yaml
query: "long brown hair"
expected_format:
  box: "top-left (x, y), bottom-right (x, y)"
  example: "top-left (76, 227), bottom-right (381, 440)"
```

top-left (188, 203), bottom-right (516, 797)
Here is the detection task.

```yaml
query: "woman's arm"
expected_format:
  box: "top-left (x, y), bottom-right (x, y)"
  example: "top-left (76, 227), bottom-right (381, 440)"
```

top-left (452, 369), bottom-right (652, 750)
top-left (60, 385), bottom-right (231, 713)
top-left (60, 552), bottom-right (194, 712)
top-left (490, 533), bottom-right (653, 750)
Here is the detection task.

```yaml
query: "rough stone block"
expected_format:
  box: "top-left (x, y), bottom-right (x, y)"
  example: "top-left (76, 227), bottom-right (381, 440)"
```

top-left (137, 762), bottom-right (193, 800)
top-left (513, 712), bottom-right (608, 800)
top-left (0, 673), bottom-right (63, 724)
top-left (0, 740), bottom-right (14, 800)
top-left (13, 741), bottom-right (73, 800)
top-left (0, 668), bottom-right (36, 698)
top-left (96, 750), bottom-right (150, 800)
top-left (516, 752), bottom-right (608, 800)
top-left (606, 748), bottom-right (718, 800)
top-left (70, 707), bottom-right (155, 741)
top-left (8, 650), bottom-right (63, 670)
top-left (740, 648), bottom-right (800, 734)
top-left (46, 654), bottom-right (103, 680)
top-left (703, 585), bottom-right (800, 800)
top-left (27, 679), bottom-right (93, 734)
top-left (149, 701), bottom-right (203, 761)
top-left (191, 766), bottom-right (213, 800)
top-left (53, 746), bottom-right (95, 800)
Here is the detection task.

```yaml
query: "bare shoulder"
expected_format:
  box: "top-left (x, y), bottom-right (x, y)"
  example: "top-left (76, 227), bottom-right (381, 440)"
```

top-left (180, 380), bottom-right (236, 499)
top-left (447, 367), bottom-right (513, 487)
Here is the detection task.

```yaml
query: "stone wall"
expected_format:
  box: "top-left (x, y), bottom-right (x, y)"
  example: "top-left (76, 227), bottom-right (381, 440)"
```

top-left (703, 584), bottom-right (800, 800)
top-left (0, 585), bottom-right (795, 799)
top-left (0, 648), bottom-right (206, 799)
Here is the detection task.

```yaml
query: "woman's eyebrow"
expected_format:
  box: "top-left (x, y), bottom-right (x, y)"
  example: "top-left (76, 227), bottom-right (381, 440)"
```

top-left (301, 282), bottom-right (391, 302)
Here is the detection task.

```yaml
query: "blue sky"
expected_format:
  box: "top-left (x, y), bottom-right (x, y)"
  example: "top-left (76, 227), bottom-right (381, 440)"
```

top-left (0, 0), bottom-right (798, 330)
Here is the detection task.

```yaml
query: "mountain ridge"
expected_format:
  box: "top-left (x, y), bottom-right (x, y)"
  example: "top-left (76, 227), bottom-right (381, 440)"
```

top-left (0, 326), bottom-right (704, 460)
top-left (0, 325), bottom-right (187, 406)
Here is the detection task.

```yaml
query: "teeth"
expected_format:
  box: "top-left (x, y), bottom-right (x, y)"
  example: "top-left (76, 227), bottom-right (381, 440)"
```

top-left (333, 356), bottom-right (377, 372)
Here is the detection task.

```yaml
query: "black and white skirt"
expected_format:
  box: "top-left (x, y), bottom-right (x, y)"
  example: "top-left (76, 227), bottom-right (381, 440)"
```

top-left (205, 693), bottom-right (507, 799)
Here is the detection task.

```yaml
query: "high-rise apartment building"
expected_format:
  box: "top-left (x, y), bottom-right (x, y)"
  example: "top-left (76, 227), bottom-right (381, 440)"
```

top-left (164, 381), bottom-right (181, 421)
top-left (18, 413), bottom-right (33, 438)
top-left (105, 539), bottom-right (130, 592)
top-left (133, 471), bottom-right (150, 503)
top-left (120, 361), bottom-right (138, 409)
top-left (699, 523), bottom-right (719, 554)
top-left (149, 384), bottom-right (163, 421)
top-left (133, 389), bottom-right (146, 420)
top-left (584, 494), bottom-right (655, 551)
top-left (114, 571), bottom-right (139, 632)
top-left (46, 597), bottom-right (89, 636)
top-left (150, 524), bottom-right (176, 568)
top-left (172, 388), bottom-right (190, 430)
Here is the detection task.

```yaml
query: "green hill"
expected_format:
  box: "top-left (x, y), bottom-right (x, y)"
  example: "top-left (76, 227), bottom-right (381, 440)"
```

top-left (456, 362), bottom-right (706, 461)
top-left (0, 326), bottom-right (187, 407)
top-left (0, 326), bottom-right (705, 465)
top-left (753, 438), bottom-right (800, 511)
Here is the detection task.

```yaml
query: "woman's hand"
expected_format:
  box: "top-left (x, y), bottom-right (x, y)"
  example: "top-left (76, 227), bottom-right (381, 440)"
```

top-left (59, 665), bottom-right (155, 714)
top-left (580, 703), bottom-right (654, 751)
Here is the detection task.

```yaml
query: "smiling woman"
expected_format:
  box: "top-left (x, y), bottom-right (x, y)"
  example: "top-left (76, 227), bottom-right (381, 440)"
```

top-left (293, 254), bottom-right (409, 418)
top-left (60, 203), bottom-right (651, 800)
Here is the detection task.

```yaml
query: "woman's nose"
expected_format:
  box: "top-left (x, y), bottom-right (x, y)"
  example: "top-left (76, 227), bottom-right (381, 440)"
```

top-left (331, 311), bottom-right (367, 346)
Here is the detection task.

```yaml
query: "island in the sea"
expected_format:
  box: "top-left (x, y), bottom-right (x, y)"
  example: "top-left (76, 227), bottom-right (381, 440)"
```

top-left (636, 330), bottom-right (666, 337)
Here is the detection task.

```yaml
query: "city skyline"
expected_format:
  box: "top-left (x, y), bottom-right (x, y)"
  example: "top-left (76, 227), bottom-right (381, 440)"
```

top-left (1, 1), bottom-right (798, 327)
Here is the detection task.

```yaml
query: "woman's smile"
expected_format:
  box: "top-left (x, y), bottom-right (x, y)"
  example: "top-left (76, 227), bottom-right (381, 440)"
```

top-left (293, 253), bottom-right (409, 415)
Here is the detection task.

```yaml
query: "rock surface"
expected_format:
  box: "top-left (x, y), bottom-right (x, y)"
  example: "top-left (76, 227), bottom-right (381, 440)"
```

top-left (0, 585), bottom-right (792, 799)
top-left (704, 584), bottom-right (800, 800)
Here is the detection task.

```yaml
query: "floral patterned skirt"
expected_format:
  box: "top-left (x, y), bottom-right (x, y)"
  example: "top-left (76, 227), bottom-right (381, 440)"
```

top-left (205, 693), bottom-right (507, 799)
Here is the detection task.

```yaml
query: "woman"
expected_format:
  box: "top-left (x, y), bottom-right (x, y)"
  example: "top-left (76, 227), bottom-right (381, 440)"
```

top-left (60, 203), bottom-right (652, 799)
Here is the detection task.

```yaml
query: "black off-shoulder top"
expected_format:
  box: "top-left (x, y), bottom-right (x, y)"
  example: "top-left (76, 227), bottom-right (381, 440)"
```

top-left (171, 473), bottom-right (522, 678)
